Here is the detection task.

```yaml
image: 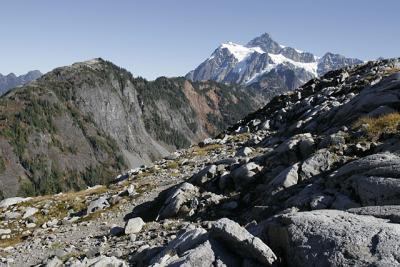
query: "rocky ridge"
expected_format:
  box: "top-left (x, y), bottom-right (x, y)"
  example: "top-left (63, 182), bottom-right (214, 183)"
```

top-left (1, 58), bottom-right (400, 266)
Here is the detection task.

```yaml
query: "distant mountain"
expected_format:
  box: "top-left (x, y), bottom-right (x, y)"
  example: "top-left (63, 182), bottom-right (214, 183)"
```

top-left (0, 70), bottom-right (42, 94)
top-left (0, 58), bottom-right (263, 198)
top-left (186, 33), bottom-right (363, 93)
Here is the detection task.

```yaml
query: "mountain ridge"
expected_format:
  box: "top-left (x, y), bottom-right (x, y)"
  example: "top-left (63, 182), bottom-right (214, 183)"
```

top-left (0, 58), bottom-right (264, 198)
top-left (186, 33), bottom-right (363, 88)
top-left (0, 70), bottom-right (42, 95)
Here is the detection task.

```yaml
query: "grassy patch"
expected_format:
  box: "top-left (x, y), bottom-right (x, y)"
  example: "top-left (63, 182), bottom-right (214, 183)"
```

top-left (191, 143), bottom-right (222, 156)
top-left (166, 161), bottom-right (179, 170)
top-left (353, 112), bottom-right (400, 140)
top-left (385, 68), bottom-right (400, 75)
top-left (0, 235), bottom-right (22, 248)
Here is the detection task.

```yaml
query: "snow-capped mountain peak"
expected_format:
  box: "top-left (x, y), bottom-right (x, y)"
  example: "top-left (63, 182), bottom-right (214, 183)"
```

top-left (186, 33), bottom-right (363, 89)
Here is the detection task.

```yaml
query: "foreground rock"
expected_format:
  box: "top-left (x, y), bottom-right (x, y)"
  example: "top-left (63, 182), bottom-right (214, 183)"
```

top-left (145, 218), bottom-right (276, 267)
top-left (125, 217), bottom-right (145, 234)
top-left (265, 210), bottom-right (400, 266)
top-left (0, 197), bottom-right (31, 209)
top-left (211, 218), bottom-right (277, 266)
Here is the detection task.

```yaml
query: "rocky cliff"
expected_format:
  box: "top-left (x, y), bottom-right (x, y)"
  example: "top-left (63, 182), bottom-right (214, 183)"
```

top-left (0, 58), bottom-right (263, 198)
top-left (1, 58), bottom-right (400, 266)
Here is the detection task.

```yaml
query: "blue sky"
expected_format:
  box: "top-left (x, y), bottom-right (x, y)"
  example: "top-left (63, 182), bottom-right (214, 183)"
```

top-left (1, 0), bottom-right (399, 79)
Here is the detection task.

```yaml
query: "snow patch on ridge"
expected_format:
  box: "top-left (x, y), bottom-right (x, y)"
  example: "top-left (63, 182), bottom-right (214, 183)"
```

top-left (220, 42), bottom-right (263, 62)
top-left (244, 53), bottom-right (318, 85)
top-left (268, 53), bottom-right (318, 76)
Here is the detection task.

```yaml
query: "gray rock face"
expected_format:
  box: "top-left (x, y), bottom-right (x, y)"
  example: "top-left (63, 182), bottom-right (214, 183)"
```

top-left (22, 207), bottom-right (38, 219)
top-left (190, 165), bottom-right (217, 185)
top-left (43, 256), bottom-right (63, 267)
top-left (80, 255), bottom-right (128, 267)
top-left (300, 149), bottom-right (338, 180)
top-left (158, 183), bottom-right (200, 219)
top-left (211, 218), bottom-right (277, 266)
top-left (347, 205), bottom-right (400, 221)
top-left (159, 240), bottom-right (215, 267)
top-left (274, 133), bottom-right (315, 164)
top-left (125, 217), bottom-right (145, 234)
top-left (0, 228), bottom-right (11, 235)
top-left (265, 210), bottom-right (400, 267)
top-left (150, 228), bottom-right (209, 265)
top-left (4, 211), bottom-right (21, 220)
top-left (332, 72), bottom-right (400, 125)
top-left (328, 153), bottom-right (400, 205)
top-left (267, 163), bottom-right (299, 190)
top-left (231, 162), bottom-right (262, 189)
top-left (87, 196), bottom-right (109, 214)
top-left (317, 53), bottom-right (363, 76)
top-left (0, 197), bottom-right (31, 209)
top-left (235, 147), bottom-right (253, 157)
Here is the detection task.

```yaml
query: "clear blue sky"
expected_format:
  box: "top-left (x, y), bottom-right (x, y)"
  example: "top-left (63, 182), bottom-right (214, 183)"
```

top-left (1, 0), bottom-right (399, 79)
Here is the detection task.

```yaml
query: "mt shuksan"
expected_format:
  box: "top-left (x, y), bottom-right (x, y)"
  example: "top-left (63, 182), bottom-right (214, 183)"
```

top-left (186, 33), bottom-right (363, 87)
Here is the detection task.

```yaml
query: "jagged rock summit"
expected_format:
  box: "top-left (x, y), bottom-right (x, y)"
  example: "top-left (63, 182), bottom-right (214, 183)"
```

top-left (186, 33), bottom-right (363, 90)
top-left (1, 58), bottom-right (400, 266)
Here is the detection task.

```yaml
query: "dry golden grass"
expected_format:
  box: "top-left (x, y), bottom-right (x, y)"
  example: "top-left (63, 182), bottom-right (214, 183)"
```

top-left (0, 235), bottom-right (23, 249)
top-left (19, 185), bottom-right (107, 207)
top-left (385, 68), bottom-right (400, 75)
top-left (166, 161), bottom-right (179, 170)
top-left (230, 133), bottom-right (251, 142)
top-left (191, 143), bottom-right (222, 156)
top-left (353, 112), bottom-right (400, 139)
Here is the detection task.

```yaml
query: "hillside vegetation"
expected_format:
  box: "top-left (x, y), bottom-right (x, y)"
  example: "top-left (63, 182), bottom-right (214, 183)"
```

top-left (0, 58), bottom-right (264, 198)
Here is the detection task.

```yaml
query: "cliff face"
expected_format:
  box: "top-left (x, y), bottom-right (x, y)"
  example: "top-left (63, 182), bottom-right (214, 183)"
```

top-left (0, 58), bottom-right (263, 197)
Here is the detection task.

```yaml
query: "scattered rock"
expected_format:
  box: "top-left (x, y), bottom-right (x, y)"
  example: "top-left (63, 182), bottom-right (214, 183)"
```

top-left (274, 133), bottom-right (315, 164)
top-left (236, 147), bottom-right (253, 157)
top-left (300, 149), bottom-right (339, 180)
top-left (267, 163), bottom-right (299, 191)
top-left (190, 165), bottom-right (217, 185)
top-left (43, 256), bottom-right (63, 267)
top-left (210, 218), bottom-right (277, 266)
top-left (80, 255), bottom-right (128, 267)
top-left (0, 229), bottom-right (11, 235)
top-left (110, 225), bottom-right (125, 236)
top-left (23, 207), bottom-right (38, 219)
top-left (0, 197), bottom-right (31, 209)
top-left (231, 162), bottom-right (261, 189)
top-left (125, 217), bottom-right (145, 234)
top-left (87, 196), bottom-right (109, 214)
top-left (150, 228), bottom-right (208, 265)
top-left (158, 183), bottom-right (200, 219)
